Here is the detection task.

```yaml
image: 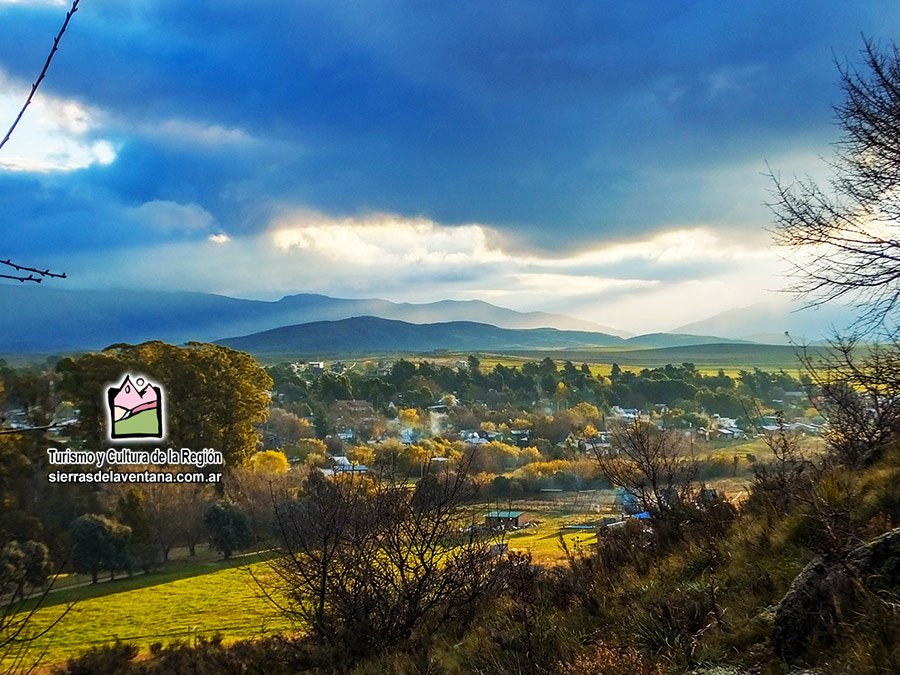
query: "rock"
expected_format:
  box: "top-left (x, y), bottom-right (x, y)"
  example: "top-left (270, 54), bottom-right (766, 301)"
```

top-left (772, 527), bottom-right (900, 664)
top-left (847, 526), bottom-right (900, 590)
top-left (772, 557), bottom-right (855, 663)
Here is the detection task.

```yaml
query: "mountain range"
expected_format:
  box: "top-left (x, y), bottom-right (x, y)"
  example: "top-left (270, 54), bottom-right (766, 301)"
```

top-left (0, 286), bottom-right (626, 353)
top-left (0, 285), bottom-right (859, 355)
top-left (214, 316), bottom-right (746, 356)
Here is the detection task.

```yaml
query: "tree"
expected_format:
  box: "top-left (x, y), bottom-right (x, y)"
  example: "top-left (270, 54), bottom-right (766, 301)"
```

top-left (69, 514), bottom-right (131, 583)
top-left (227, 452), bottom-right (301, 543)
top-left (169, 483), bottom-right (211, 558)
top-left (204, 502), bottom-right (252, 560)
top-left (115, 489), bottom-right (156, 572)
top-left (105, 480), bottom-right (211, 562)
top-left (56, 342), bottom-right (272, 465)
top-left (797, 336), bottom-right (900, 469)
top-left (264, 460), bottom-right (502, 668)
top-left (0, 540), bottom-right (51, 601)
top-left (265, 407), bottom-right (313, 450)
top-left (248, 450), bottom-right (290, 474)
top-left (0, 538), bottom-right (66, 672)
top-left (593, 420), bottom-right (699, 548)
top-left (771, 38), bottom-right (900, 329)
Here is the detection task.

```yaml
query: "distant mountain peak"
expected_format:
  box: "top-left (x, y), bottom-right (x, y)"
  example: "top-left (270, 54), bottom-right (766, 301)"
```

top-left (673, 301), bottom-right (861, 343)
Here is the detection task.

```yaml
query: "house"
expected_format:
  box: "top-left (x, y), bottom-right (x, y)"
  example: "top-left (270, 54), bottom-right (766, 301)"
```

top-left (484, 510), bottom-right (525, 528)
top-left (330, 456), bottom-right (368, 474)
top-left (336, 428), bottom-right (355, 442)
top-left (510, 428), bottom-right (533, 446)
top-left (400, 428), bottom-right (421, 445)
top-left (611, 406), bottom-right (649, 422)
top-left (581, 431), bottom-right (611, 454)
top-left (307, 361), bottom-right (325, 375)
top-left (716, 426), bottom-right (745, 439)
top-left (612, 488), bottom-right (642, 515)
top-left (713, 415), bottom-right (738, 429)
top-left (333, 400), bottom-right (375, 415)
top-left (461, 431), bottom-right (488, 446)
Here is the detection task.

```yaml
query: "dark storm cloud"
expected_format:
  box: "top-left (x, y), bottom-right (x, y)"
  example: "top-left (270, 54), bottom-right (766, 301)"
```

top-left (1, 0), bottom-right (898, 262)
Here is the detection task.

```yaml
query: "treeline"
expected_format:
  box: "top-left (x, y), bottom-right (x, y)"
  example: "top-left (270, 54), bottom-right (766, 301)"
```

top-left (270, 357), bottom-right (812, 432)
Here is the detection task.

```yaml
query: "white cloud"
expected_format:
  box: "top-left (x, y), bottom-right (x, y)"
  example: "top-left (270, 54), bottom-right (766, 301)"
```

top-left (0, 71), bottom-right (117, 172)
top-left (131, 200), bottom-right (215, 233)
top-left (60, 209), bottom-right (790, 333)
top-left (271, 211), bottom-right (504, 266)
top-left (137, 118), bottom-right (257, 148)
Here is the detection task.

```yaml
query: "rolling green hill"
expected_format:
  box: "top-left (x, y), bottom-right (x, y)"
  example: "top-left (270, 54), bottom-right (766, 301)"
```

top-left (214, 316), bottom-right (761, 359)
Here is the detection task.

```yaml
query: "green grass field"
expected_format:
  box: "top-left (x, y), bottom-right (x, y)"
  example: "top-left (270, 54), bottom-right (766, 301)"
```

top-left (9, 507), bottom-right (602, 669)
top-left (7, 553), bottom-right (290, 670)
top-left (245, 342), bottom-right (816, 372)
top-left (505, 511), bottom-right (603, 563)
top-left (442, 349), bottom-right (808, 376)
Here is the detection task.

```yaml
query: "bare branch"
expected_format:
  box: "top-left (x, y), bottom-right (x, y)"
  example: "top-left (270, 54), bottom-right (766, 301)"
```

top-left (0, 259), bottom-right (67, 284)
top-left (0, 0), bottom-right (80, 153)
top-left (0, 2), bottom-right (78, 285)
top-left (769, 38), bottom-right (900, 331)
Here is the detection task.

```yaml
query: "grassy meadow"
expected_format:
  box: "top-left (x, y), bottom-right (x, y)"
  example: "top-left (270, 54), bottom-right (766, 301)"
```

top-left (8, 551), bottom-right (289, 670)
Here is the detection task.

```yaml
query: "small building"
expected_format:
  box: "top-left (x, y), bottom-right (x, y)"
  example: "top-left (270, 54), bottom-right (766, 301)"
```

top-left (612, 488), bottom-right (642, 515)
top-left (400, 428), bottom-right (421, 445)
top-left (510, 429), bottom-right (533, 447)
top-left (484, 510), bottom-right (525, 528)
top-left (330, 456), bottom-right (368, 474)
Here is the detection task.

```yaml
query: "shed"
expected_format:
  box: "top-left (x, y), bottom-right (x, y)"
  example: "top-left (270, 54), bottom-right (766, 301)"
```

top-left (484, 510), bottom-right (525, 528)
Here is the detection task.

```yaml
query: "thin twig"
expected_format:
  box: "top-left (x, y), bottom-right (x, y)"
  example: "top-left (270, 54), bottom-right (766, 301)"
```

top-left (0, 0), bottom-right (80, 153)
top-left (0, 259), bottom-right (66, 283)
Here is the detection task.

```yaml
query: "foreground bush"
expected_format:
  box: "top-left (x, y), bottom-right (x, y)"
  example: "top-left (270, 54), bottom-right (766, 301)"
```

top-left (53, 636), bottom-right (300, 675)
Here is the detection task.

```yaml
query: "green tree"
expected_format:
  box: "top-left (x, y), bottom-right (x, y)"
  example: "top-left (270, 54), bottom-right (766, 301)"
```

top-left (57, 342), bottom-right (272, 465)
top-left (115, 489), bottom-right (156, 572)
top-left (69, 514), bottom-right (132, 583)
top-left (0, 540), bottom-right (52, 599)
top-left (204, 502), bottom-right (252, 559)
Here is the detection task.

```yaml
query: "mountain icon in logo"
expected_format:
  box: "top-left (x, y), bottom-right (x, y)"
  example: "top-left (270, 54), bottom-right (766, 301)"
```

top-left (106, 374), bottom-right (163, 439)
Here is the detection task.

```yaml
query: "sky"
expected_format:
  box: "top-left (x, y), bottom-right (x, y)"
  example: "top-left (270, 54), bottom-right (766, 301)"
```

top-left (0, 0), bottom-right (896, 333)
